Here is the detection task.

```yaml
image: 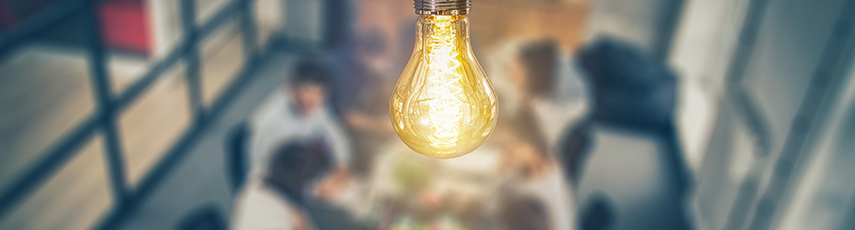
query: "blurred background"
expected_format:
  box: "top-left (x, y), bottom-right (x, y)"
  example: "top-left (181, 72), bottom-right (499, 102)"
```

top-left (1, 0), bottom-right (855, 229)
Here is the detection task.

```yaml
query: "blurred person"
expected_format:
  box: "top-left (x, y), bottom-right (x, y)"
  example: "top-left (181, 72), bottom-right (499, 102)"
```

top-left (496, 111), bottom-right (577, 230)
top-left (499, 194), bottom-right (551, 230)
top-left (232, 142), bottom-right (332, 230)
top-left (338, 29), bottom-right (395, 132)
top-left (330, 28), bottom-right (398, 175)
top-left (248, 58), bottom-right (352, 180)
top-left (486, 39), bottom-right (590, 150)
top-left (329, 28), bottom-right (394, 115)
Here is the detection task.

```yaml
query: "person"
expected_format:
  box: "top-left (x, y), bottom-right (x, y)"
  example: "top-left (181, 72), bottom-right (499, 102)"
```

top-left (232, 142), bottom-right (332, 230)
top-left (486, 39), bottom-right (590, 151)
top-left (329, 28), bottom-right (395, 116)
top-left (499, 193), bottom-right (551, 230)
top-left (248, 58), bottom-right (353, 179)
top-left (496, 111), bottom-right (577, 230)
top-left (330, 29), bottom-right (398, 176)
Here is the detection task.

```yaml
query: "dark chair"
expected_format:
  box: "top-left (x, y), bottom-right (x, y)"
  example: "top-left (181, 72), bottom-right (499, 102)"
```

top-left (577, 37), bottom-right (690, 190)
top-left (578, 37), bottom-right (677, 133)
top-left (572, 37), bottom-right (692, 229)
top-left (225, 121), bottom-right (250, 192)
top-left (561, 37), bottom-right (678, 187)
top-left (579, 193), bottom-right (616, 230)
top-left (176, 204), bottom-right (228, 230)
top-left (557, 120), bottom-right (593, 186)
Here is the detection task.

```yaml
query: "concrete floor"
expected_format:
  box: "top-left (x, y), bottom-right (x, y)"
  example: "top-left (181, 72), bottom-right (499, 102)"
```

top-left (118, 52), bottom-right (293, 230)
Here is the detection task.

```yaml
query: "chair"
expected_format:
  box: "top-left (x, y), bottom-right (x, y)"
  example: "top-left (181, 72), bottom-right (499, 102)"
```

top-left (579, 193), bottom-right (616, 230)
top-left (176, 204), bottom-right (228, 230)
top-left (578, 37), bottom-right (676, 133)
top-left (557, 120), bottom-right (593, 186)
top-left (225, 121), bottom-right (250, 192)
top-left (577, 36), bottom-right (689, 190)
top-left (570, 37), bottom-right (692, 229)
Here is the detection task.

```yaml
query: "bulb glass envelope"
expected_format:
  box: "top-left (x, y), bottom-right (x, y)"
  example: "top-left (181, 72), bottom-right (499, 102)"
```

top-left (390, 15), bottom-right (498, 159)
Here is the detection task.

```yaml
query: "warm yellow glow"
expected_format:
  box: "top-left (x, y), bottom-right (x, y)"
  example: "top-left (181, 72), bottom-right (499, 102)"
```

top-left (425, 16), bottom-right (463, 148)
top-left (390, 15), bottom-right (497, 159)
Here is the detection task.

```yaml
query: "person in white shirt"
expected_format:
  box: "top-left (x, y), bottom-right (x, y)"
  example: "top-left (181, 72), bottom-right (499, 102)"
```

top-left (233, 142), bottom-right (332, 230)
top-left (232, 178), bottom-right (304, 230)
top-left (248, 58), bottom-right (353, 180)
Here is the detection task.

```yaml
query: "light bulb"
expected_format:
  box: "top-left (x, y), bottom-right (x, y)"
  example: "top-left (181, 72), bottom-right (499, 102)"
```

top-left (390, 0), bottom-right (497, 159)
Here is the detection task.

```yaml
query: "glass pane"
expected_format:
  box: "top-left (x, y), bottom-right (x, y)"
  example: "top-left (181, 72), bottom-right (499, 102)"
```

top-left (254, 0), bottom-right (284, 47)
top-left (200, 18), bottom-right (245, 105)
top-left (0, 19), bottom-right (96, 192)
top-left (196, 0), bottom-right (230, 25)
top-left (776, 52), bottom-right (855, 230)
top-left (282, 0), bottom-right (323, 43)
top-left (741, 0), bottom-right (847, 160)
top-left (103, 0), bottom-right (185, 93)
top-left (0, 134), bottom-right (114, 230)
top-left (118, 62), bottom-right (191, 187)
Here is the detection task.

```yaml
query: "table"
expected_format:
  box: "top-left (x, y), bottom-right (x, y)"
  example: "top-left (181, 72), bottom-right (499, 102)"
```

top-left (342, 140), bottom-right (506, 230)
top-left (234, 138), bottom-right (509, 230)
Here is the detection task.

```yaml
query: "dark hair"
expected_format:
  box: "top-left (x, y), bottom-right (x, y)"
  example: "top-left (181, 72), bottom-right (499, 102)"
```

top-left (499, 194), bottom-right (550, 230)
top-left (291, 58), bottom-right (329, 87)
top-left (519, 40), bottom-right (559, 97)
top-left (265, 141), bottom-right (332, 205)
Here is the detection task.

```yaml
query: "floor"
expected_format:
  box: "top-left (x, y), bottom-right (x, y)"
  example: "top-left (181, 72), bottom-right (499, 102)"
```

top-left (0, 25), bottom-right (276, 229)
top-left (118, 52), bottom-right (293, 230)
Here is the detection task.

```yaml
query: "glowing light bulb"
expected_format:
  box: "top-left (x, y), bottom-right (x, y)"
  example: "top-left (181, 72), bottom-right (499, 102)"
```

top-left (390, 0), bottom-right (497, 159)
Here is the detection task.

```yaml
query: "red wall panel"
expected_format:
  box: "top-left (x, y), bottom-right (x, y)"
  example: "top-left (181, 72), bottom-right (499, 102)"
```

top-left (99, 0), bottom-right (150, 55)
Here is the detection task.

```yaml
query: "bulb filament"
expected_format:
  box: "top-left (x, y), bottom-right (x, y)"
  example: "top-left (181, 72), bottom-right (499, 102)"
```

top-left (426, 16), bottom-right (463, 148)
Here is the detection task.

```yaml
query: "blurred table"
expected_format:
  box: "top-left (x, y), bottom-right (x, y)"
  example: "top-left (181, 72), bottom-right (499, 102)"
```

top-left (235, 137), bottom-right (506, 230)
top-left (314, 140), bottom-right (505, 230)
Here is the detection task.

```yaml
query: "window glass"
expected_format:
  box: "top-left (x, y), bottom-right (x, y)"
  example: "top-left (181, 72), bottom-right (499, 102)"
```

top-left (0, 134), bottom-right (113, 230)
top-left (119, 62), bottom-right (191, 186)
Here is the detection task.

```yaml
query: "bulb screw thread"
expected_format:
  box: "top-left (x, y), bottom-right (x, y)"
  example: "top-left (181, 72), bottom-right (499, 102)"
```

top-left (414, 0), bottom-right (471, 15)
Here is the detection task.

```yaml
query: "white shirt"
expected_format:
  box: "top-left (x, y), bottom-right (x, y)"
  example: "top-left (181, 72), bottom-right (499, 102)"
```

top-left (516, 163), bottom-right (577, 230)
top-left (249, 90), bottom-right (352, 175)
top-left (232, 179), bottom-right (298, 230)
